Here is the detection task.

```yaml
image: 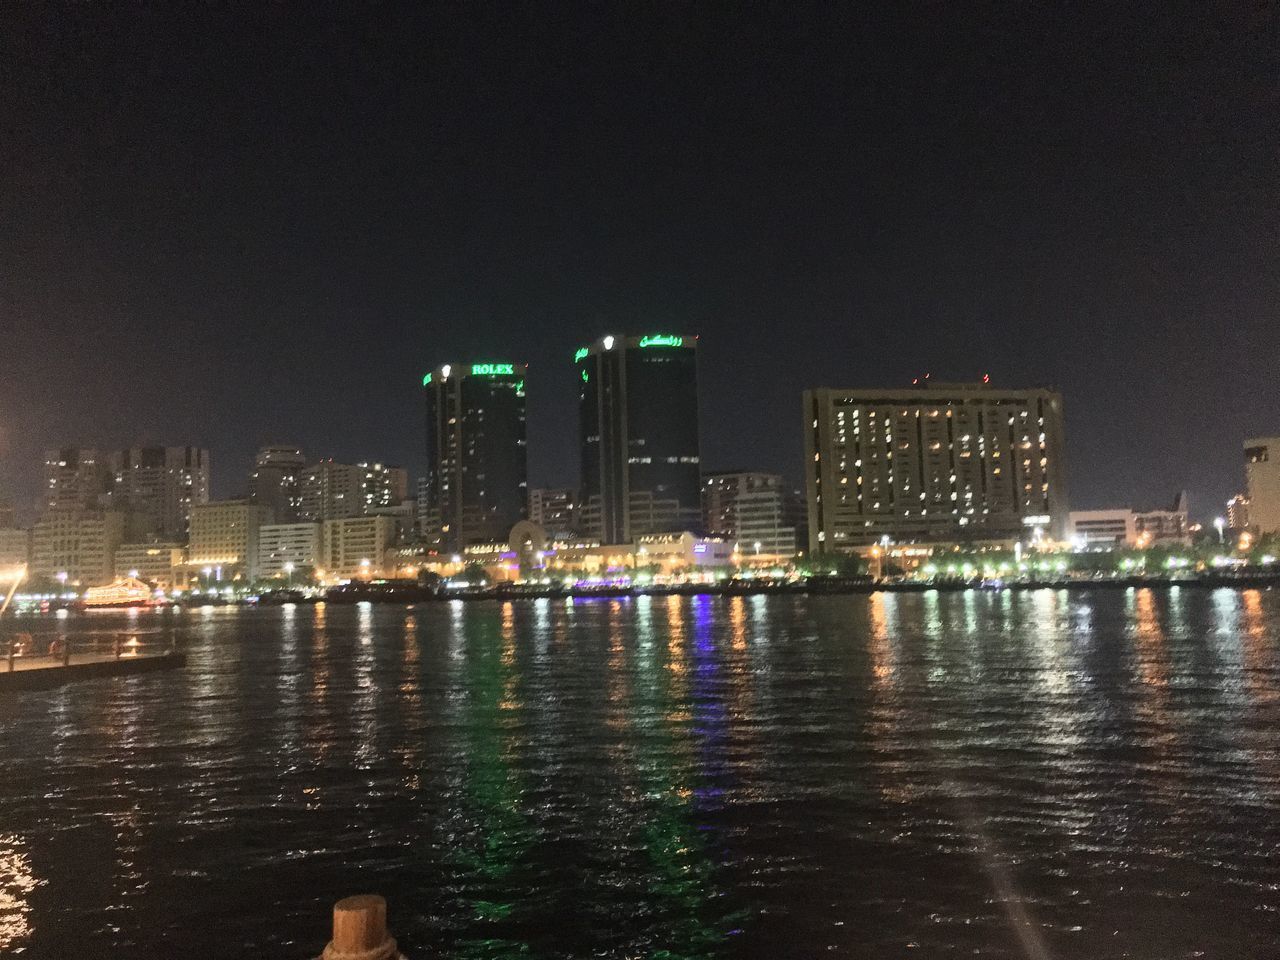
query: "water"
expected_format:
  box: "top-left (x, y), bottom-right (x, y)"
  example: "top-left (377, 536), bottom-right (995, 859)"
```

top-left (3, 589), bottom-right (1280, 959)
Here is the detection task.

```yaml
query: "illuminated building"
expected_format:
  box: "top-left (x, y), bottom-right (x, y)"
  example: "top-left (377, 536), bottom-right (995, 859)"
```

top-left (113, 542), bottom-right (186, 590)
top-left (42, 448), bottom-right (112, 511)
top-left (1068, 509), bottom-right (1136, 547)
top-left (576, 334), bottom-right (701, 543)
top-left (528, 487), bottom-right (576, 536)
top-left (1245, 438), bottom-right (1280, 533)
top-left (110, 446), bottom-right (210, 540)
top-left (1068, 493), bottom-right (1190, 548)
top-left (702, 471), bottom-right (805, 558)
top-left (1133, 491), bottom-right (1190, 545)
top-left (187, 500), bottom-right (268, 581)
top-left (321, 515), bottom-right (395, 578)
top-left (299, 460), bottom-right (409, 522)
top-left (804, 381), bottom-right (1068, 551)
top-left (421, 361), bottom-right (529, 549)
top-left (256, 522), bottom-right (322, 579)
top-left (248, 445), bottom-right (306, 523)
top-left (30, 510), bottom-right (125, 586)
top-left (1227, 494), bottom-right (1251, 531)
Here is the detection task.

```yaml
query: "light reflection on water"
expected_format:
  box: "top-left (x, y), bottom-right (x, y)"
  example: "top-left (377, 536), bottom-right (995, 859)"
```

top-left (1, 591), bottom-right (1280, 958)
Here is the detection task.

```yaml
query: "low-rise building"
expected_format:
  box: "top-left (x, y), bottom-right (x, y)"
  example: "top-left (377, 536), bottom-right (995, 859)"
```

top-left (113, 542), bottom-right (186, 591)
top-left (1068, 509), bottom-right (1135, 547)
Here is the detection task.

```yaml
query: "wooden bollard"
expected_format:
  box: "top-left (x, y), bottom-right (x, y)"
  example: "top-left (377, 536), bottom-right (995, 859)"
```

top-left (321, 895), bottom-right (400, 960)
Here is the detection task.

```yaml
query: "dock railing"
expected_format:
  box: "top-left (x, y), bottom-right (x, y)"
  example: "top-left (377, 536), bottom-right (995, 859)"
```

top-left (5, 631), bottom-right (177, 672)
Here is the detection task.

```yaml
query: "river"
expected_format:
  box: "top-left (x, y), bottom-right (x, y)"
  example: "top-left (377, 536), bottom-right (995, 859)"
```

top-left (2, 588), bottom-right (1280, 958)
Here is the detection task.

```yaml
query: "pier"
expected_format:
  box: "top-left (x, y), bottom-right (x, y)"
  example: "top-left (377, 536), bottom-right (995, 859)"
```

top-left (0, 633), bottom-right (184, 692)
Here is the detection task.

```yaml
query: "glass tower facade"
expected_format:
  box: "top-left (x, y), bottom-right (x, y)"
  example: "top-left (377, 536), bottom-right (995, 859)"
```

top-left (423, 362), bottom-right (528, 549)
top-left (577, 335), bottom-right (701, 543)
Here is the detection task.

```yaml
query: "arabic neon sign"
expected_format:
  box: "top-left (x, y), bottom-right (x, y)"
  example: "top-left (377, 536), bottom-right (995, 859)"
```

top-left (421, 373), bottom-right (432, 386)
top-left (573, 347), bottom-right (589, 363)
top-left (638, 334), bottom-right (684, 348)
top-left (470, 363), bottom-right (516, 376)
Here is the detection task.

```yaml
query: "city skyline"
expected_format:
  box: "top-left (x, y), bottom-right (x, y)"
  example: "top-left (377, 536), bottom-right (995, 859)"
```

top-left (4, 7), bottom-right (1276, 523)
top-left (3, 341), bottom-right (1267, 527)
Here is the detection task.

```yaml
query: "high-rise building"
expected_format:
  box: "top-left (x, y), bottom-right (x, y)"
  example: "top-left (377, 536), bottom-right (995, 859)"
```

top-left (257, 522), bottom-right (322, 579)
top-left (322, 515), bottom-right (395, 578)
top-left (702, 471), bottom-right (805, 558)
top-left (528, 487), bottom-right (577, 535)
top-left (111, 446), bottom-right (210, 540)
top-left (804, 381), bottom-right (1068, 551)
top-left (299, 461), bottom-right (408, 522)
top-left (421, 362), bottom-right (528, 548)
top-left (1246, 438), bottom-right (1280, 533)
top-left (248, 445), bottom-right (306, 523)
top-left (42, 448), bottom-right (112, 511)
top-left (0, 500), bottom-right (16, 528)
top-left (30, 510), bottom-right (125, 586)
top-left (1227, 494), bottom-right (1251, 531)
top-left (576, 334), bottom-right (701, 543)
top-left (187, 500), bottom-right (268, 581)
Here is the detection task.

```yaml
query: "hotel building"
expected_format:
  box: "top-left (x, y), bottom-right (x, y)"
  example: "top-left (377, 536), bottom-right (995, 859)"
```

top-left (804, 381), bottom-right (1068, 551)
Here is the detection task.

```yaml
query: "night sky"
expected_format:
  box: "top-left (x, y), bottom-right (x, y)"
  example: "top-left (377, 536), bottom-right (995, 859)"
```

top-left (3, 5), bottom-right (1276, 524)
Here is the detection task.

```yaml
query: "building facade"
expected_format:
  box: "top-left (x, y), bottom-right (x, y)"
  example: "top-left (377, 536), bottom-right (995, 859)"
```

top-left (42, 448), bottom-right (112, 511)
top-left (0, 527), bottom-right (30, 568)
top-left (528, 487), bottom-right (577, 535)
top-left (113, 542), bottom-right (186, 591)
top-left (322, 515), bottom-right (395, 578)
top-left (111, 446), bottom-right (210, 540)
top-left (187, 500), bottom-right (268, 581)
top-left (257, 522), bottom-right (322, 579)
top-left (421, 362), bottom-right (528, 548)
top-left (576, 334), bottom-right (701, 543)
top-left (1245, 438), bottom-right (1280, 534)
top-left (1227, 494), bottom-right (1251, 531)
top-left (1068, 509), bottom-right (1137, 547)
top-left (299, 461), bottom-right (409, 522)
top-left (804, 382), bottom-right (1068, 551)
top-left (248, 445), bottom-right (306, 524)
top-left (30, 510), bottom-right (125, 586)
top-left (702, 471), bottom-right (804, 558)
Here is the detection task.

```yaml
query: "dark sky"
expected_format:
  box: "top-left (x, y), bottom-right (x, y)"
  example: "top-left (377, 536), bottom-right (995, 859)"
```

top-left (2, 4), bottom-right (1277, 523)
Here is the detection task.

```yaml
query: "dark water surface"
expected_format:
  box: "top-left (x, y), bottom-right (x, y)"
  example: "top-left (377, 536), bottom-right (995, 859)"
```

top-left (3, 590), bottom-right (1280, 959)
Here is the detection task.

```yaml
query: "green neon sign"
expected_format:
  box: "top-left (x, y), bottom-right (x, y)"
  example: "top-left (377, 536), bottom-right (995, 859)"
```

top-left (573, 347), bottom-right (589, 363)
top-left (470, 363), bottom-right (515, 376)
top-left (638, 334), bottom-right (683, 348)
top-left (422, 373), bottom-right (432, 386)
top-left (581, 370), bottom-right (589, 383)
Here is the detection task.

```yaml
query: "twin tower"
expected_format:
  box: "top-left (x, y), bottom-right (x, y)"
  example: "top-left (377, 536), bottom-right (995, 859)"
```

top-left (421, 334), bottom-right (701, 550)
